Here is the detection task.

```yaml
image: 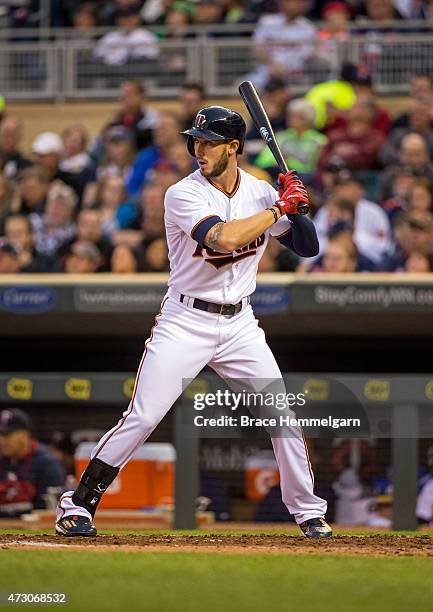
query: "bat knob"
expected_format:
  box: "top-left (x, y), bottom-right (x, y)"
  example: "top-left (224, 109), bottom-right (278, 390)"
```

top-left (298, 203), bottom-right (310, 215)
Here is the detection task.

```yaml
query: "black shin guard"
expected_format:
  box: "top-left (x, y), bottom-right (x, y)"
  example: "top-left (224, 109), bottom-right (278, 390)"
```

top-left (72, 458), bottom-right (119, 517)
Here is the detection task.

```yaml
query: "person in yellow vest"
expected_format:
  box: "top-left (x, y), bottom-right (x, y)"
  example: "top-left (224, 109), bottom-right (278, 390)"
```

top-left (305, 63), bottom-right (358, 130)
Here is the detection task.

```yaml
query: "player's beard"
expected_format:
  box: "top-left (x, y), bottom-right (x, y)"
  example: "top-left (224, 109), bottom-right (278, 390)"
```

top-left (206, 148), bottom-right (230, 178)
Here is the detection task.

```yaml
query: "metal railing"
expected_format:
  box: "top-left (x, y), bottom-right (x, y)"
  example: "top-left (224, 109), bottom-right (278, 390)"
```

top-left (1, 30), bottom-right (433, 100)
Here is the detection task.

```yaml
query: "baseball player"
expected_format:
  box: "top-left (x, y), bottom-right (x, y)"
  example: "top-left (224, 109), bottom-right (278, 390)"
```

top-left (55, 106), bottom-right (332, 538)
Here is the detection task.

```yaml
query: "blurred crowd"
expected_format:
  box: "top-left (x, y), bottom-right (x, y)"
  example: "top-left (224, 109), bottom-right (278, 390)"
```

top-left (0, 65), bottom-right (433, 275)
top-left (3, 0), bottom-right (433, 31)
top-left (3, 0), bottom-right (433, 83)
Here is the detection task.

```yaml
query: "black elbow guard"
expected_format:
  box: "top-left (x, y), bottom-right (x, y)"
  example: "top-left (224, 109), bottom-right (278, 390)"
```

top-left (72, 458), bottom-right (119, 517)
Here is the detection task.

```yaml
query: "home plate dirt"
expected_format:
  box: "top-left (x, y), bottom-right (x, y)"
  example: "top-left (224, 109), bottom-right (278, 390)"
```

top-left (1, 534), bottom-right (433, 556)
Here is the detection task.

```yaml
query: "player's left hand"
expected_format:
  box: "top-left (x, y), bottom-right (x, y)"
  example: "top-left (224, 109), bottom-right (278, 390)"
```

top-left (277, 171), bottom-right (308, 199)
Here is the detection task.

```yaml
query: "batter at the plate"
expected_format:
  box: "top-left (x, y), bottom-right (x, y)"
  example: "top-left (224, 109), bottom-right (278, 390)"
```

top-left (55, 106), bottom-right (332, 538)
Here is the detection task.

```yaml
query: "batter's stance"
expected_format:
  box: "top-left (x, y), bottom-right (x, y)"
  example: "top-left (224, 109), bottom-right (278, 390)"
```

top-left (56, 106), bottom-right (331, 538)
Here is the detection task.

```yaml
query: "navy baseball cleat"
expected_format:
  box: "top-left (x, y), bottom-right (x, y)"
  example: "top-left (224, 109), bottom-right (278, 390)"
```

top-left (299, 517), bottom-right (332, 538)
top-left (56, 515), bottom-right (97, 537)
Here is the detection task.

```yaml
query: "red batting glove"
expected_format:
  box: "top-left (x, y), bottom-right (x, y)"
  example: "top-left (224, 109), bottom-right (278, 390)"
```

top-left (274, 183), bottom-right (310, 216)
top-left (277, 171), bottom-right (296, 197)
top-left (277, 171), bottom-right (308, 199)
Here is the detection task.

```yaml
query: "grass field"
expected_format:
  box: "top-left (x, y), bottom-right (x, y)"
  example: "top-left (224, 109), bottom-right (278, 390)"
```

top-left (1, 530), bottom-right (432, 612)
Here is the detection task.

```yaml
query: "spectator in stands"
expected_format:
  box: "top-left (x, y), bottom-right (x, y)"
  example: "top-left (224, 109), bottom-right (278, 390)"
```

top-left (305, 63), bottom-right (358, 131)
top-left (63, 240), bottom-right (102, 273)
top-left (147, 160), bottom-right (183, 191)
top-left (311, 234), bottom-right (358, 274)
top-left (0, 239), bottom-right (21, 274)
top-left (4, 215), bottom-right (59, 273)
top-left (60, 125), bottom-right (94, 176)
top-left (379, 133), bottom-right (433, 202)
top-left (405, 251), bottom-right (433, 273)
top-left (110, 243), bottom-right (140, 273)
top-left (329, 65), bottom-right (392, 138)
top-left (73, 208), bottom-right (113, 269)
top-left (254, 98), bottom-right (327, 182)
top-left (245, 77), bottom-right (290, 157)
top-left (357, 0), bottom-right (403, 25)
top-left (179, 83), bottom-right (206, 132)
top-left (127, 112), bottom-right (183, 196)
top-left (164, 1), bottom-right (195, 38)
top-left (319, 100), bottom-right (385, 171)
top-left (101, 80), bottom-right (159, 152)
top-left (30, 182), bottom-right (77, 258)
top-left (251, 0), bottom-right (316, 88)
top-left (72, 2), bottom-right (99, 31)
top-left (384, 174), bottom-right (433, 227)
top-left (93, 2), bottom-right (159, 66)
top-left (60, 125), bottom-right (96, 207)
top-left (115, 181), bottom-right (165, 248)
top-left (194, 0), bottom-right (225, 25)
top-left (381, 212), bottom-right (433, 272)
top-left (392, 74), bottom-right (433, 130)
top-left (143, 238), bottom-right (169, 271)
top-left (95, 175), bottom-right (139, 237)
top-left (314, 174), bottom-right (391, 264)
top-left (0, 408), bottom-right (64, 516)
top-left (0, 118), bottom-right (32, 180)
top-left (97, 126), bottom-right (136, 182)
top-left (316, 1), bottom-right (350, 58)
top-left (165, 142), bottom-right (195, 178)
top-left (141, 182), bottom-right (166, 242)
top-left (381, 167), bottom-right (416, 225)
top-left (13, 166), bottom-right (51, 216)
top-left (306, 198), bottom-right (377, 272)
top-left (407, 178), bottom-right (433, 216)
top-left (380, 97), bottom-right (433, 166)
top-left (31, 132), bottom-right (87, 201)
top-left (314, 155), bottom-right (347, 198)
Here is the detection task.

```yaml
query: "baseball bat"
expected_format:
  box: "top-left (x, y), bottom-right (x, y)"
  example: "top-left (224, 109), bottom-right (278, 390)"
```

top-left (238, 80), bottom-right (309, 215)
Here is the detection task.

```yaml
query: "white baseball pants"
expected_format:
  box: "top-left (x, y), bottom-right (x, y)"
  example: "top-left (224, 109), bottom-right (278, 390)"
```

top-left (58, 289), bottom-right (327, 524)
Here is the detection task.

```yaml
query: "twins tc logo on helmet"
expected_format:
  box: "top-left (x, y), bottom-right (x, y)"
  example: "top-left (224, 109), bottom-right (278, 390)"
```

top-left (195, 114), bottom-right (207, 128)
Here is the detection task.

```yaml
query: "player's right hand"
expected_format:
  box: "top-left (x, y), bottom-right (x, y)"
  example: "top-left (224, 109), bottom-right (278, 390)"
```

top-left (274, 182), bottom-right (310, 216)
top-left (276, 171), bottom-right (310, 215)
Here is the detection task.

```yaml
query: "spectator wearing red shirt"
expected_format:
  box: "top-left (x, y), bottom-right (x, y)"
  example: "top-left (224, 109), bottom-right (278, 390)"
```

top-left (319, 100), bottom-right (385, 171)
top-left (324, 65), bottom-right (392, 138)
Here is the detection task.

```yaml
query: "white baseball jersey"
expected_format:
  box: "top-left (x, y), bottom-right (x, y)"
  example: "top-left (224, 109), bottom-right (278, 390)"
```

top-left (164, 168), bottom-right (292, 304)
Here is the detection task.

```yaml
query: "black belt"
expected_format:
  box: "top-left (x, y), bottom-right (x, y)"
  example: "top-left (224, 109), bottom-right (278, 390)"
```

top-left (180, 294), bottom-right (249, 317)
